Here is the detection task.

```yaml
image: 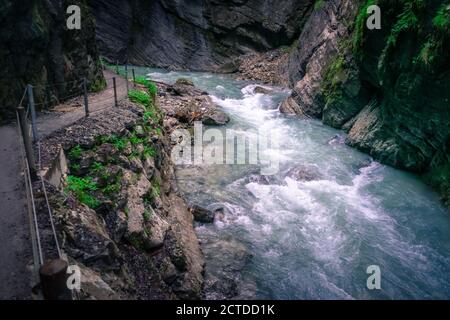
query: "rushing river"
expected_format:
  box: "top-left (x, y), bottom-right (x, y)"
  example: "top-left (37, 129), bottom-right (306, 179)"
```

top-left (135, 67), bottom-right (450, 299)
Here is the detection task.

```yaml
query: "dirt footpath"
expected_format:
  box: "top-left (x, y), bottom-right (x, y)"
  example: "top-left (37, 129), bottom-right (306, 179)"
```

top-left (0, 125), bottom-right (32, 299)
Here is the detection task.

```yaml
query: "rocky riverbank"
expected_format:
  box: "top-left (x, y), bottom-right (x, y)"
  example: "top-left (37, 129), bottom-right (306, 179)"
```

top-left (34, 79), bottom-right (230, 299)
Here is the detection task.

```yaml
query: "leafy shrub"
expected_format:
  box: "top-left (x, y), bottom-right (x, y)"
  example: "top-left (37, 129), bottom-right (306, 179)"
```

top-left (91, 162), bottom-right (104, 173)
top-left (433, 4), bottom-right (450, 32)
top-left (108, 134), bottom-right (127, 151)
top-left (66, 175), bottom-right (100, 209)
top-left (68, 145), bottom-right (83, 160)
top-left (135, 76), bottom-right (157, 96)
top-left (143, 145), bottom-right (157, 158)
top-left (128, 89), bottom-right (151, 106)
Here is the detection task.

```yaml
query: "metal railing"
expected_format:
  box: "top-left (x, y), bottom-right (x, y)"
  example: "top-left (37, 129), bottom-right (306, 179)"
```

top-left (16, 63), bottom-right (141, 297)
top-left (15, 65), bottom-right (149, 299)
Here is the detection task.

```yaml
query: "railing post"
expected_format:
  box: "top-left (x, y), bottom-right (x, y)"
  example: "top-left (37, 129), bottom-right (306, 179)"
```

top-left (83, 78), bottom-right (89, 117)
top-left (27, 84), bottom-right (39, 142)
top-left (39, 259), bottom-right (72, 300)
top-left (132, 69), bottom-right (136, 87)
top-left (17, 106), bottom-right (37, 180)
top-left (113, 77), bottom-right (118, 108)
top-left (125, 65), bottom-right (129, 94)
top-left (116, 60), bottom-right (119, 74)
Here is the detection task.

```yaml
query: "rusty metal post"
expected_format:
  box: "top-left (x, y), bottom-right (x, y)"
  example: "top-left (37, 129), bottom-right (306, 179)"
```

top-left (132, 69), bottom-right (136, 87)
top-left (39, 259), bottom-right (72, 300)
top-left (27, 84), bottom-right (39, 142)
top-left (83, 78), bottom-right (89, 117)
top-left (113, 77), bottom-right (118, 107)
top-left (125, 65), bottom-right (129, 94)
top-left (17, 106), bottom-right (37, 180)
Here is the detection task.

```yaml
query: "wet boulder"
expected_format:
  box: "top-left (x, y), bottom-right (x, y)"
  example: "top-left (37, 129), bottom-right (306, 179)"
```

top-left (202, 109), bottom-right (230, 126)
top-left (168, 81), bottom-right (207, 97)
top-left (175, 78), bottom-right (194, 86)
top-left (190, 205), bottom-right (215, 223)
top-left (286, 164), bottom-right (322, 182)
top-left (253, 86), bottom-right (271, 94)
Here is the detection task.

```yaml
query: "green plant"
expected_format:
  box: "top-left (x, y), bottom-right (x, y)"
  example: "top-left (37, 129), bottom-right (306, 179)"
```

top-left (91, 162), bottom-right (104, 173)
top-left (143, 145), bottom-right (157, 158)
top-left (129, 89), bottom-right (151, 106)
top-left (90, 78), bottom-right (107, 92)
top-left (151, 181), bottom-right (161, 199)
top-left (143, 109), bottom-right (157, 122)
top-left (135, 76), bottom-right (158, 96)
top-left (386, 1), bottom-right (423, 48)
top-left (71, 163), bottom-right (80, 172)
top-left (108, 134), bottom-right (127, 151)
top-left (414, 39), bottom-right (439, 67)
top-left (154, 127), bottom-right (163, 136)
top-left (130, 133), bottom-right (143, 145)
top-left (68, 145), bottom-right (83, 160)
top-left (143, 209), bottom-right (153, 222)
top-left (103, 182), bottom-right (121, 195)
top-left (433, 4), bottom-right (450, 32)
top-left (321, 54), bottom-right (346, 106)
top-left (128, 234), bottom-right (147, 252)
top-left (65, 175), bottom-right (100, 209)
top-left (353, 0), bottom-right (376, 52)
top-left (128, 150), bottom-right (140, 160)
top-left (314, 0), bottom-right (325, 11)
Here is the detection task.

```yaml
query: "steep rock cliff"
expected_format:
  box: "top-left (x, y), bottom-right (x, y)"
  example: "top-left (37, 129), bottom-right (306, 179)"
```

top-left (281, 0), bottom-right (450, 204)
top-left (90, 0), bottom-right (314, 70)
top-left (0, 0), bottom-right (104, 122)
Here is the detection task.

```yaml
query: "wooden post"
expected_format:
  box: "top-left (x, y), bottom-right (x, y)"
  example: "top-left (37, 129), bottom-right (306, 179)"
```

top-left (83, 78), bottom-right (89, 117)
top-left (27, 84), bottom-right (39, 142)
top-left (113, 77), bottom-right (118, 107)
top-left (39, 259), bottom-right (72, 300)
top-left (125, 65), bottom-right (129, 94)
top-left (132, 69), bottom-right (136, 87)
top-left (18, 106), bottom-right (37, 180)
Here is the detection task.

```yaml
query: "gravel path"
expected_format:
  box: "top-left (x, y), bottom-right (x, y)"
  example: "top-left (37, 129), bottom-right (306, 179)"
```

top-left (0, 125), bottom-right (32, 299)
top-left (0, 70), bottom-right (127, 299)
top-left (37, 70), bottom-right (128, 138)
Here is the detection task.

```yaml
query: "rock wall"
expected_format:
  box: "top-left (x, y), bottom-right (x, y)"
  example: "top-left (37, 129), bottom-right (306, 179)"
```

top-left (281, 0), bottom-right (450, 205)
top-left (38, 95), bottom-right (204, 299)
top-left (0, 0), bottom-right (104, 122)
top-left (90, 0), bottom-right (314, 71)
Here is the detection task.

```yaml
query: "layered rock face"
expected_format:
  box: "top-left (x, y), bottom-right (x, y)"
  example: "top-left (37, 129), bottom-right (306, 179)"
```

top-left (90, 0), bottom-right (314, 70)
top-left (281, 0), bottom-right (450, 204)
top-left (0, 0), bottom-right (104, 122)
top-left (38, 96), bottom-right (205, 299)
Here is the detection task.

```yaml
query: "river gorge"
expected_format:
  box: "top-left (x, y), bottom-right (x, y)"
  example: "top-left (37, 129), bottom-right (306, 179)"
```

top-left (135, 67), bottom-right (450, 299)
top-left (1, 0), bottom-right (449, 301)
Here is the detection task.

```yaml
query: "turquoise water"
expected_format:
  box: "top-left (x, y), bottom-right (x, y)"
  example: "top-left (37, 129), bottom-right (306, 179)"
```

top-left (137, 67), bottom-right (450, 299)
